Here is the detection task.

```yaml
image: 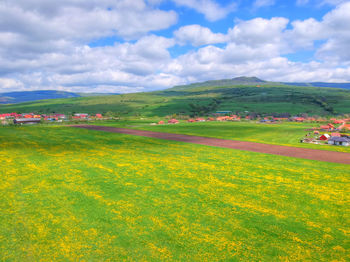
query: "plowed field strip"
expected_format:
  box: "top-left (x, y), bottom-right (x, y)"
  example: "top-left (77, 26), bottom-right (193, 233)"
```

top-left (71, 125), bottom-right (350, 165)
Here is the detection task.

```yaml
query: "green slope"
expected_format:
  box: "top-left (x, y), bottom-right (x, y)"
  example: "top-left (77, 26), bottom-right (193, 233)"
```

top-left (1, 79), bottom-right (350, 116)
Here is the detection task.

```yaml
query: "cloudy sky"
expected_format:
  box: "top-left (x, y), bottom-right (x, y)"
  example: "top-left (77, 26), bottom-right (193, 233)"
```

top-left (0, 0), bottom-right (350, 93)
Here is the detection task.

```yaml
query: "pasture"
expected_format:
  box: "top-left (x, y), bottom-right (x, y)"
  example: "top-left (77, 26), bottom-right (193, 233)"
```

top-left (0, 125), bottom-right (349, 261)
top-left (93, 120), bottom-right (350, 153)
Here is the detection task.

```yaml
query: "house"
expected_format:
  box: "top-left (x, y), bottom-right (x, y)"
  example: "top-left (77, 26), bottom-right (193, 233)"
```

top-left (333, 120), bottom-right (344, 124)
top-left (294, 117), bottom-right (305, 122)
top-left (215, 111), bottom-right (232, 114)
top-left (339, 123), bottom-right (350, 131)
top-left (13, 118), bottom-right (41, 125)
top-left (195, 118), bottom-right (206, 122)
top-left (319, 134), bottom-right (330, 141)
top-left (330, 133), bottom-right (341, 137)
top-left (74, 113), bottom-right (89, 119)
top-left (328, 137), bottom-right (350, 146)
top-left (158, 121), bottom-right (164, 125)
top-left (216, 116), bottom-right (229, 121)
top-left (168, 119), bottom-right (179, 124)
top-left (187, 119), bottom-right (195, 122)
top-left (320, 125), bottom-right (333, 131)
top-left (313, 131), bottom-right (320, 135)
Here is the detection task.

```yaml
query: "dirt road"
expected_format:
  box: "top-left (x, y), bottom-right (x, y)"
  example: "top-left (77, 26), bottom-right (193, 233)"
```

top-left (71, 125), bottom-right (350, 165)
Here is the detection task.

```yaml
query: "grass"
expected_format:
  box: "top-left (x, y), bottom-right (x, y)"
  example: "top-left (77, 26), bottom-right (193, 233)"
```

top-left (0, 125), bottom-right (349, 261)
top-left (1, 83), bottom-right (350, 116)
top-left (91, 120), bottom-right (350, 153)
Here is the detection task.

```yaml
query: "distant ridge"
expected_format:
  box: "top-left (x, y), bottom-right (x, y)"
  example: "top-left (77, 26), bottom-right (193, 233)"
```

top-left (171, 76), bottom-right (350, 91)
top-left (0, 90), bottom-right (120, 104)
top-left (172, 76), bottom-right (266, 91)
top-left (0, 76), bottom-right (350, 116)
top-left (283, 82), bottom-right (350, 90)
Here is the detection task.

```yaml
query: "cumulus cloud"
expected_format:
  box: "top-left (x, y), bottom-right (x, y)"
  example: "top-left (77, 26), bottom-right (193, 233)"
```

top-left (228, 17), bottom-right (289, 50)
top-left (0, 1), bottom-right (350, 93)
top-left (172, 0), bottom-right (236, 21)
top-left (0, 1), bottom-right (177, 43)
top-left (174, 25), bottom-right (227, 46)
top-left (287, 2), bottom-right (350, 61)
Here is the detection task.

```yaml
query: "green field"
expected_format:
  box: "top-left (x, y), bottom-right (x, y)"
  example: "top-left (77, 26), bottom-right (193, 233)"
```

top-left (1, 81), bottom-right (350, 116)
top-left (1, 125), bottom-right (349, 261)
top-left (91, 120), bottom-right (350, 153)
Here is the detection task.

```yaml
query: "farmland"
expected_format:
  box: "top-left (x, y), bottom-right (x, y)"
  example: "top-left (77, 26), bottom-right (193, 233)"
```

top-left (0, 125), bottom-right (349, 261)
top-left (92, 120), bottom-right (350, 153)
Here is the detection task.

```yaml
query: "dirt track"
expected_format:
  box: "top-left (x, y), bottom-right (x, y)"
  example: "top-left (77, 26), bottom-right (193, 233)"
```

top-left (71, 125), bottom-right (350, 165)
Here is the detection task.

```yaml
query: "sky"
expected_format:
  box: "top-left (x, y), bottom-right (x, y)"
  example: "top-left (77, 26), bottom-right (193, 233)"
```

top-left (0, 0), bottom-right (350, 93)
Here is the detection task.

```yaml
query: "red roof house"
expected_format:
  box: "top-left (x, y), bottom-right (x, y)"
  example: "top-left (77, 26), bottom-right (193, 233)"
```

top-left (330, 133), bottom-right (341, 137)
top-left (195, 118), bottom-right (205, 122)
top-left (168, 119), bottom-right (179, 124)
top-left (339, 124), bottom-right (350, 131)
top-left (319, 134), bottom-right (330, 141)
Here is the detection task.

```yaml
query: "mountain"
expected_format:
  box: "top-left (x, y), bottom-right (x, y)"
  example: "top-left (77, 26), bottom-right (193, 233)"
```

top-left (0, 77), bottom-right (350, 116)
top-left (172, 76), bottom-right (266, 91)
top-left (0, 90), bottom-right (120, 104)
top-left (0, 90), bottom-right (81, 104)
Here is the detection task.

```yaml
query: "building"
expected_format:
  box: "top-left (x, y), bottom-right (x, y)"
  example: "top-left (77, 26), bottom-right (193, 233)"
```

top-left (13, 118), bottom-right (41, 124)
top-left (339, 123), bottom-right (350, 131)
top-left (328, 137), bottom-right (350, 146)
top-left (330, 133), bottom-right (341, 137)
top-left (168, 119), bottom-right (179, 124)
top-left (319, 134), bottom-right (330, 141)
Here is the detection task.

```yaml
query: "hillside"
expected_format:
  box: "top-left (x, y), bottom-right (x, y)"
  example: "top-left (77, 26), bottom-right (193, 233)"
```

top-left (1, 77), bottom-right (350, 116)
top-left (283, 82), bottom-right (350, 90)
top-left (171, 76), bottom-right (267, 91)
top-left (0, 90), bottom-right (120, 104)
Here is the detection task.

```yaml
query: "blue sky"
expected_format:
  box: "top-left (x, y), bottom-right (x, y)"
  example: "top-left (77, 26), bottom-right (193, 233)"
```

top-left (0, 0), bottom-right (349, 93)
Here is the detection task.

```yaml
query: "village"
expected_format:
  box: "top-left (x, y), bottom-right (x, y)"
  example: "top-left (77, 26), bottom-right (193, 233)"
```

top-left (301, 121), bottom-right (350, 147)
top-left (1, 112), bottom-right (349, 146)
top-left (0, 112), bottom-right (105, 125)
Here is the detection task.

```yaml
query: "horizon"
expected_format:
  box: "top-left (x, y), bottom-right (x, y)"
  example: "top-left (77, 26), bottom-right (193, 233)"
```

top-left (1, 1), bottom-right (350, 93)
top-left (1, 76), bottom-right (350, 94)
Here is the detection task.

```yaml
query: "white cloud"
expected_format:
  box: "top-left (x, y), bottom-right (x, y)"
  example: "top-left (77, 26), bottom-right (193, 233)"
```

top-left (321, 0), bottom-right (349, 5)
top-left (0, 1), bottom-right (350, 94)
top-left (172, 0), bottom-right (236, 21)
top-left (228, 17), bottom-right (289, 49)
top-left (0, 78), bottom-right (24, 91)
top-left (287, 2), bottom-right (350, 61)
top-left (0, 0), bottom-right (178, 44)
top-left (253, 0), bottom-right (276, 9)
top-left (174, 25), bottom-right (228, 46)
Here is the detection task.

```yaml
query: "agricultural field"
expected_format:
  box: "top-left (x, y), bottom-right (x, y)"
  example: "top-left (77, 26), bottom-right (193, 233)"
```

top-left (0, 125), bottom-right (349, 261)
top-left (92, 120), bottom-right (350, 153)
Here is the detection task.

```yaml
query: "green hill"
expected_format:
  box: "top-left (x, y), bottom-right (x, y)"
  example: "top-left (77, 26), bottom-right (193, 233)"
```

top-left (1, 77), bottom-right (350, 116)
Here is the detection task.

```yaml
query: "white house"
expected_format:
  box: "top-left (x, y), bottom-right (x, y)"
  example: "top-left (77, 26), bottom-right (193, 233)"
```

top-left (328, 137), bottom-right (350, 146)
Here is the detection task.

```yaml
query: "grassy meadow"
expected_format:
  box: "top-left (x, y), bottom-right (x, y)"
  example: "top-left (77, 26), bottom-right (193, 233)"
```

top-left (92, 120), bottom-right (350, 153)
top-left (0, 125), bottom-right (349, 261)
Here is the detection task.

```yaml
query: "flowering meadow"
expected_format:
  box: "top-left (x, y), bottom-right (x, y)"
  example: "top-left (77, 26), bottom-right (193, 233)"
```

top-left (95, 120), bottom-right (350, 153)
top-left (0, 125), bottom-right (349, 261)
